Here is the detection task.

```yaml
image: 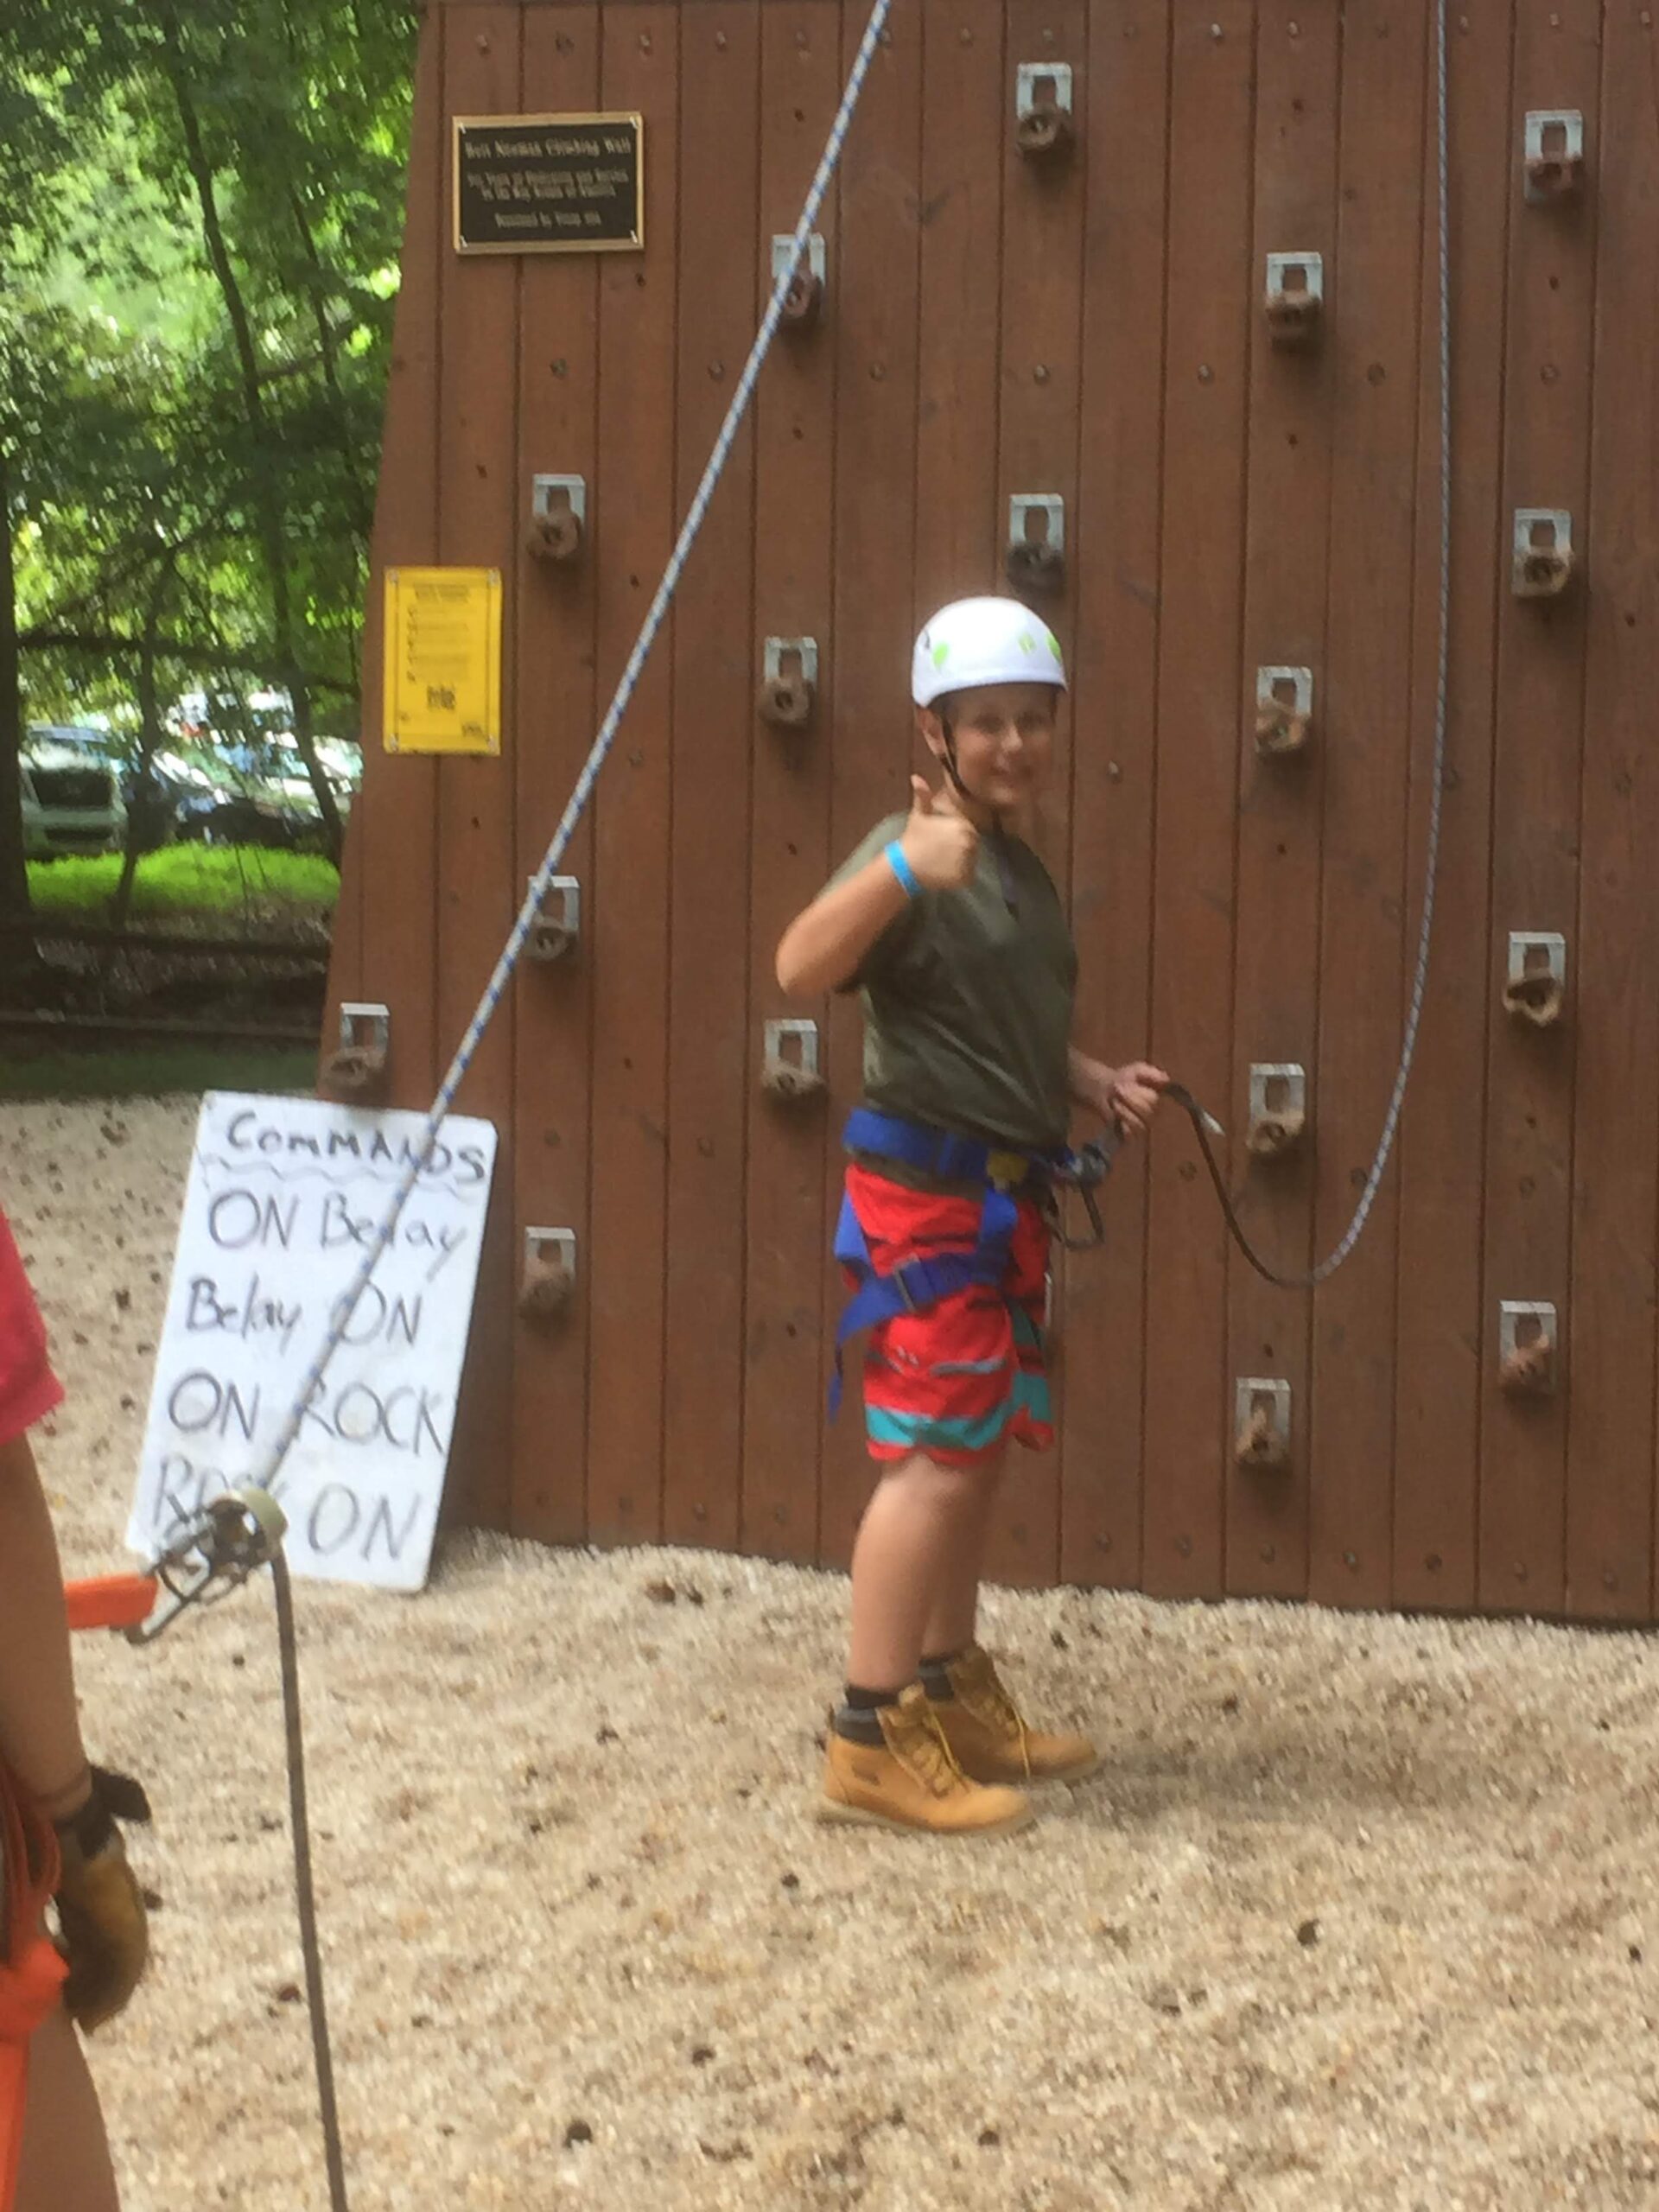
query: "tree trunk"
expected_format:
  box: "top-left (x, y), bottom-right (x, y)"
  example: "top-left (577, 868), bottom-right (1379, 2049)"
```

top-left (0, 441), bottom-right (40, 1003)
top-left (160, 6), bottom-right (343, 867)
top-left (109, 549), bottom-right (178, 938)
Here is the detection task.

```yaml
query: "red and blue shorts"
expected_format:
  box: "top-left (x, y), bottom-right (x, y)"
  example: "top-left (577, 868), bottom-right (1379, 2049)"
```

top-left (841, 1162), bottom-right (1053, 1467)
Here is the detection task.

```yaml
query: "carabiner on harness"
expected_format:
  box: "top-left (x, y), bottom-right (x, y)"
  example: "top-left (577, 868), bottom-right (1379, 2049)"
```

top-left (1041, 1124), bottom-right (1122, 1251)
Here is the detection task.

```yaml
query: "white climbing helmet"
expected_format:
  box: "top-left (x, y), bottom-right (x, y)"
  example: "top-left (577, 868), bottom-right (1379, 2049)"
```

top-left (911, 595), bottom-right (1068, 709)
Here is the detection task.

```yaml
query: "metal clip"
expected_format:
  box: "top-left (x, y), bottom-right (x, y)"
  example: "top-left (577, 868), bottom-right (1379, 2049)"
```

top-left (1247, 1064), bottom-right (1307, 1160)
top-left (1499, 1300), bottom-right (1559, 1396)
top-left (529, 474), bottom-right (587, 563)
top-left (526, 875), bottom-right (582, 964)
top-left (1523, 110), bottom-right (1585, 201)
top-left (1015, 63), bottom-right (1075, 158)
top-left (759, 638), bottom-right (819, 730)
top-left (762, 1017), bottom-right (825, 1101)
top-left (1264, 252), bottom-right (1325, 347)
top-left (1235, 1378), bottom-right (1292, 1471)
top-left (772, 234), bottom-right (827, 327)
top-left (1007, 494), bottom-right (1065, 594)
top-left (130, 1489), bottom-right (288, 1645)
top-left (1255, 666), bottom-right (1313, 757)
top-left (1512, 509), bottom-right (1573, 597)
top-left (519, 1226), bottom-right (577, 1324)
top-left (1503, 932), bottom-right (1567, 1028)
top-left (322, 1001), bottom-right (391, 1103)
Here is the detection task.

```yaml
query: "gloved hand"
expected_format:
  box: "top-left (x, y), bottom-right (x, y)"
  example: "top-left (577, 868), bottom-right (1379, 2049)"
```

top-left (52, 1764), bottom-right (151, 2031)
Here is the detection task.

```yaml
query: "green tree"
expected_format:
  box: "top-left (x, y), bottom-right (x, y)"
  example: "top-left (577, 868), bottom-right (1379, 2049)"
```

top-left (1, 0), bottom-right (416, 938)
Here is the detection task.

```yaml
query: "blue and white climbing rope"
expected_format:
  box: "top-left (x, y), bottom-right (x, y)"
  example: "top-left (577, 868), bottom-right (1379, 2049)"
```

top-left (251, 0), bottom-right (895, 1498)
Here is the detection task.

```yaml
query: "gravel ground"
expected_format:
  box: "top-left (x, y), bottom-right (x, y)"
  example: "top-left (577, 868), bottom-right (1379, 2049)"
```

top-left (7, 1096), bottom-right (1659, 2212)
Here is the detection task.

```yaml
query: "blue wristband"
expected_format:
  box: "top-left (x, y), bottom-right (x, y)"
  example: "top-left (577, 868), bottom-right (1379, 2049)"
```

top-left (885, 839), bottom-right (921, 900)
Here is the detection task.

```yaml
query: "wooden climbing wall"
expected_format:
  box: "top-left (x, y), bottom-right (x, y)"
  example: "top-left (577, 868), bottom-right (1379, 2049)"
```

top-left (329, 0), bottom-right (1659, 1623)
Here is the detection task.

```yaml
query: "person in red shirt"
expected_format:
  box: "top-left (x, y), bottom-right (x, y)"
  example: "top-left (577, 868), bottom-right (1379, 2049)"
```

top-left (0, 1205), bottom-right (148, 2212)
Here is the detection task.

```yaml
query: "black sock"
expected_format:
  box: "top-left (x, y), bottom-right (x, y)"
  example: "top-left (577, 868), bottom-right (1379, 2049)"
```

top-left (919, 1648), bottom-right (964, 1701)
top-left (834, 1681), bottom-right (906, 1745)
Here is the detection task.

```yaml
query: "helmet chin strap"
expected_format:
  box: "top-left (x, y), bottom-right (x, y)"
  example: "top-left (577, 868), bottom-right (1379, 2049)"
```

top-left (937, 712), bottom-right (1020, 912)
top-left (937, 713), bottom-right (1010, 828)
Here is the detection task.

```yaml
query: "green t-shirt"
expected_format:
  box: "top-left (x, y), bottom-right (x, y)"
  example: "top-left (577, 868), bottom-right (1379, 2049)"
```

top-left (831, 812), bottom-right (1077, 1153)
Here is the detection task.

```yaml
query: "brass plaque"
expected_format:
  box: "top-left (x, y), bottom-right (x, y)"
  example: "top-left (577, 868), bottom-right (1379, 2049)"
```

top-left (383, 567), bottom-right (502, 755)
top-left (453, 112), bottom-right (645, 255)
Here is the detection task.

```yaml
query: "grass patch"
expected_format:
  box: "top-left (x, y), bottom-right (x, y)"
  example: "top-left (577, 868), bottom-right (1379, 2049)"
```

top-left (26, 847), bottom-right (339, 926)
top-left (0, 1044), bottom-right (319, 1102)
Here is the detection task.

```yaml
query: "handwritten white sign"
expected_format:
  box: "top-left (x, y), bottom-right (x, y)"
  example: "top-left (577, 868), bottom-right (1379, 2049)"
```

top-left (126, 1092), bottom-right (499, 1592)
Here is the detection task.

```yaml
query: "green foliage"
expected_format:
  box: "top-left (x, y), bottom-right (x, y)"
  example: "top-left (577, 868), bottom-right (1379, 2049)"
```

top-left (2, 1), bottom-right (418, 733)
top-left (0, 1043), bottom-right (319, 1101)
top-left (27, 843), bottom-right (339, 923)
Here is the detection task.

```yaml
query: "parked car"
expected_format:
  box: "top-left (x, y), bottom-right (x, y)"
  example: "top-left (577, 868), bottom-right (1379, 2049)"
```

top-left (19, 731), bottom-right (127, 860)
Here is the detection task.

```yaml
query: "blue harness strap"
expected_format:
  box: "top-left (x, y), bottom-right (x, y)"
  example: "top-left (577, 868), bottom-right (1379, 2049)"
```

top-left (830, 1116), bottom-right (1026, 1420)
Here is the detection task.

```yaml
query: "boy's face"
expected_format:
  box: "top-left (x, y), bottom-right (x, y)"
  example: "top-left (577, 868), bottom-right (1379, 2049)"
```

top-left (919, 681), bottom-right (1058, 814)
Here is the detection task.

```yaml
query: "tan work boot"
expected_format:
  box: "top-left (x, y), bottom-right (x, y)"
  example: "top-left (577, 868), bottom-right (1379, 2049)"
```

top-left (818, 1683), bottom-right (1034, 1838)
top-left (929, 1643), bottom-right (1100, 1785)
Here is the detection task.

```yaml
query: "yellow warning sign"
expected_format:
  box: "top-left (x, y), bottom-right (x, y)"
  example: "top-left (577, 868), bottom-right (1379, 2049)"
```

top-left (383, 567), bottom-right (502, 754)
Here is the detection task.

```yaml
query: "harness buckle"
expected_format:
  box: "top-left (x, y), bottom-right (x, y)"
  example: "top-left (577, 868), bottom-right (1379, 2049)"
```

top-left (985, 1148), bottom-right (1029, 1192)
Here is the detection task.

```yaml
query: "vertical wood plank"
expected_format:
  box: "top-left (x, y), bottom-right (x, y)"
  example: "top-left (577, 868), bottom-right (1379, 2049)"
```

top-left (1566, 0), bottom-right (1656, 1619)
top-left (982, 0), bottom-right (1087, 1592)
top-left (912, 0), bottom-right (1003, 614)
top-left (1060, 0), bottom-right (1171, 1594)
top-left (1391, 0), bottom-right (1516, 1614)
top-left (742, 0), bottom-right (842, 1567)
top-left (1141, 1), bottom-right (1253, 1600)
top-left (435, 3), bottom-right (522, 1534)
top-left (586, 3), bottom-right (679, 1545)
top-left (1306, 0), bottom-right (1428, 1610)
top-left (817, 0), bottom-right (923, 1570)
top-left (510, 3), bottom-right (600, 1548)
top-left (1224, 4), bottom-right (1340, 1603)
top-left (345, 13), bottom-right (443, 1111)
top-left (661, 2), bottom-right (760, 1552)
top-left (1475, 0), bottom-right (1599, 1617)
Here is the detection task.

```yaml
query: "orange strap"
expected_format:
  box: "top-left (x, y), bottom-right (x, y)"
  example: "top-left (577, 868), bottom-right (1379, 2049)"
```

top-left (0, 1767), bottom-right (67, 2212)
top-left (62, 1576), bottom-right (157, 1635)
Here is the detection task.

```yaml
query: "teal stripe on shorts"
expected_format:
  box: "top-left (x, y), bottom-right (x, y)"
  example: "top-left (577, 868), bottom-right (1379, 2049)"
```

top-left (866, 1402), bottom-right (1011, 1454)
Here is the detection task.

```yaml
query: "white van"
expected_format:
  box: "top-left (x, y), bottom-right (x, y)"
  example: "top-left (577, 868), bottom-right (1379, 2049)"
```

top-left (20, 731), bottom-right (127, 860)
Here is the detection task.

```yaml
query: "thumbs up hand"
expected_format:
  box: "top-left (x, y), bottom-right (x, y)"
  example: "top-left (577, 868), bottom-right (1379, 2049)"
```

top-left (899, 775), bottom-right (979, 892)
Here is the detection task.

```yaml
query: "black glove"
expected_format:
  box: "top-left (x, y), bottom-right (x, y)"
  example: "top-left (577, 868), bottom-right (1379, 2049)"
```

top-left (53, 1765), bottom-right (151, 2031)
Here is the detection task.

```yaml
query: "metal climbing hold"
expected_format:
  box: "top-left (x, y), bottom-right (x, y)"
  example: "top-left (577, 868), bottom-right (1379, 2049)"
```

top-left (1015, 62), bottom-right (1075, 159)
top-left (1007, 494), bottom-right (1065, 595)
top-left (1247, 1065), bottom-right (1307, 1160)
top-left (1263, 252), bottom-right (1325, 347)
top-left (1512, 508), bottom-right (1574, 597)
top-left (758, 638), bottom-right (818, 731)
top-left (519, 1226), bottom-right (577, 1325)
top-left (1498, 1300), bottom-right (1559, 1395)
top-left (1234, 1378), bottom-right (1292, 1471)
top-left (1503, 932), bottom-right (1567, 1027)
top-left (1254, 666), bottom-right (1313, 757)
top-left (762, 1018), bottom-right (825, 1102)
top-left (321, 1002), bottom-right (391, 1104)
top-left (772, 234), bottom-right (827, 327)
top-left (528, 474), bottom-right (587, 563)
top-left (1523, 110), bottom-right (1585, 201)
top-left (526, 876), bottom-right (582, 964)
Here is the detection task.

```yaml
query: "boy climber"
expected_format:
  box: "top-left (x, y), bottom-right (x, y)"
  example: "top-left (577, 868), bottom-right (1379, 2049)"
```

top-left (776, 596), bottom-right (1166, 1840)
top-left (0, 1205), bottom-right (149, 2211)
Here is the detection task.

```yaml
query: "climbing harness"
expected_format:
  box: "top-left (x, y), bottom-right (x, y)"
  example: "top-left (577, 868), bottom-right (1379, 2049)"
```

top-left (830, 1108), bottom-right (1117, 1414)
